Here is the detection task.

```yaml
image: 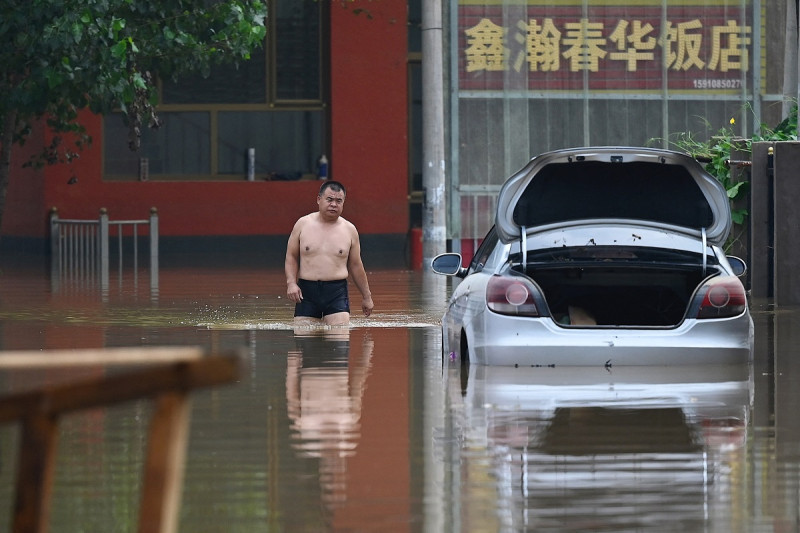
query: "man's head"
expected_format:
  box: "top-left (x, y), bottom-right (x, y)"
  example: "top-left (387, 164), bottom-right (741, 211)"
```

top-left (319, 180), bottom-right (346, 197)
top-left (317, 181), bottom-right (346, 220)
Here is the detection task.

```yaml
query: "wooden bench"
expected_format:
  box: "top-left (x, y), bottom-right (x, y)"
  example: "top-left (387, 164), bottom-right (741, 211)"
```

top-left (0, 347), bottom-right (242, 533)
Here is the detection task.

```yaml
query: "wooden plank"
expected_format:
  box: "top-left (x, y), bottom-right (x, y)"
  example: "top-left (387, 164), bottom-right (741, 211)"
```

top-left (0, 347), bottom-right (204, 368)
top-left (138, 392), bottom-right (191, 533)
top-left (0, 353), bottom-right (242, 423)
top-left (13, 414), bottom-right (59, 533)
top-left (1, 348), bottom-right (243, 533)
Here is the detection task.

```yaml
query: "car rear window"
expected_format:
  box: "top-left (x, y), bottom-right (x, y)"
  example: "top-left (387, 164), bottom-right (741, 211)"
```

top-left (512, 161), bottom-right (715, 230)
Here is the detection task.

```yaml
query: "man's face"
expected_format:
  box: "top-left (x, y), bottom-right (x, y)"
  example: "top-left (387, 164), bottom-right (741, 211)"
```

top-left (318, 189), bottom-right (345, 219)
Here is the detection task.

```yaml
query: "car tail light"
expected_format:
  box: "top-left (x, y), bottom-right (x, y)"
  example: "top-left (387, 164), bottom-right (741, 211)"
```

top-left (486, 276), bottom-right (540, 317)
top-left (701, 416), bottom-right (747, 449)
top-left (693, 276), bottom-right (747, 319)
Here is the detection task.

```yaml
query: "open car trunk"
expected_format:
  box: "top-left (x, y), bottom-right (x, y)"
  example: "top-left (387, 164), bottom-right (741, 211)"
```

top-left (495, 148), bottom-right (732, 248)
top-left (517, 249), bottom-right (717, 327)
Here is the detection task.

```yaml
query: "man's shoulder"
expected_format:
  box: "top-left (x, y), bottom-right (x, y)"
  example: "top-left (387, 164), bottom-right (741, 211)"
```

top-left (296, 212), bottom-right (318, 226)
top-left (338, 216), bottom-right (359, 232)
top-left (338, 216), bottom-right (356, 228)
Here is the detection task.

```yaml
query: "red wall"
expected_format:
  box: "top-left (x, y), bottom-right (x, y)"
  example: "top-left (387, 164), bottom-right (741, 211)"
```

top-left (330, 2), bottom-right (409, 235)
top-left (2, 122), bottom-right (48, 237)
top-left (1, 0), bottom-right (409, 241)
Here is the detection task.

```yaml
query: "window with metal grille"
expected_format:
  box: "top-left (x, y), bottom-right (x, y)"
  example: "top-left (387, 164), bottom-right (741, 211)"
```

top-left (103, 0), bottom-right (327, 182)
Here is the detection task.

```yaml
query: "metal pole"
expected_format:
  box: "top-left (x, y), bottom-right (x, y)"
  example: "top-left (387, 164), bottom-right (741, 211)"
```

top-left (150, 207), bottom-right (159, 296)
top-left (118, 222), bottom-right (124, 283)
top-left (99, 208), bottom-right (109, 293)
top-left (796, 0), bottom-right (800, 134)
top-left (49, 208), bottom-right (60, 290)
top-left (421, 0), bottom-right (447, 270)
top-left (784, 0), bottom-right (799, 120)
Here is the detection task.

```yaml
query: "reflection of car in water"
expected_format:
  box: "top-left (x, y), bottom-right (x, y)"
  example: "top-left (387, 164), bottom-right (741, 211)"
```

top-left (432, 147), bottom-right (753, 366)
top-left (443, 362), bottom-right (752, 531)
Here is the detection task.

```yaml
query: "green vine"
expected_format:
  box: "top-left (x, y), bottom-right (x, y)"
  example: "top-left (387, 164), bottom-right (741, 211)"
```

top-left (652, 105), bottom-right (798, 250)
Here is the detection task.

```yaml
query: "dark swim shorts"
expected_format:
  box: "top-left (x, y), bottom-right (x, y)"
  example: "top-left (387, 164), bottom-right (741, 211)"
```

top-left (294, 279), bottom-right (350, 318)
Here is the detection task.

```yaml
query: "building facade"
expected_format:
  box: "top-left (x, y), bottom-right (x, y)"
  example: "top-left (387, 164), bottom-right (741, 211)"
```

top-left (448, 0), bottom-right (790, 259)
top-left (2, 1), bottom-right (791, 266)
top-left (2, 1), bottom-right (414, 267)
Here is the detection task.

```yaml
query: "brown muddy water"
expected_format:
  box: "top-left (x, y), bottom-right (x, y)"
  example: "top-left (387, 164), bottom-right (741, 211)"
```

top-left (0, 257), bottom-right (798, 532)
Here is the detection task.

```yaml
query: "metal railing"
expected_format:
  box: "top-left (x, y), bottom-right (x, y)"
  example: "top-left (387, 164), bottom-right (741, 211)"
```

top-left (50, 207), bottom-right (159, 294)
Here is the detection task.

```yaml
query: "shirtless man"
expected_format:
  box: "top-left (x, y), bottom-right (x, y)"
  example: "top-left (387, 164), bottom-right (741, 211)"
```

top-left (285, 181), bottom-right (374, 327)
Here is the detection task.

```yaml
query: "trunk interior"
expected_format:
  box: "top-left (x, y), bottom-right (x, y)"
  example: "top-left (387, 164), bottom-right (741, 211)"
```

top-left (523, 264), bottom-right (717, 327)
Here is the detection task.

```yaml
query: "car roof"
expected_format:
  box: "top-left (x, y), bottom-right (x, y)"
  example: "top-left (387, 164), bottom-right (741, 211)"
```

top-left (494, 147), bottom-right (732, 246)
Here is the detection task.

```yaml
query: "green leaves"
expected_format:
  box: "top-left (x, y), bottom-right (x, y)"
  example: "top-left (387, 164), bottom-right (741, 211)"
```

top-left (1, 0), bottom-right (267, 154)
top-left (727, 181), bottom-right (747, 200)
top-left (659, 105), bottom-right (798, 252)
top-left (111, 16), bottom-right (126, 39)
top-left (731, 208), bottom-right (747, 226)
top-left (111, 39), bottom-right (128, 59)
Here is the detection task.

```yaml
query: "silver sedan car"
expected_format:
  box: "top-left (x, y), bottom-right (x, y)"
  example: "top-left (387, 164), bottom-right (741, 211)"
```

top-left (432, 147), bottom-right (754, 366)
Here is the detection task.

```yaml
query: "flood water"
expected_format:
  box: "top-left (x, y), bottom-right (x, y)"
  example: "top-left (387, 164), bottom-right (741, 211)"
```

top-left (0, 257), bottom-right (799, 532)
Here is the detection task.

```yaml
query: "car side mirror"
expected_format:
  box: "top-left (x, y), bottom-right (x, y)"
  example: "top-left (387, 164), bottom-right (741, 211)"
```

top-left (431, 253), bottom-right (467, 278)
top-left (727, 256), bottom-right (747, 277)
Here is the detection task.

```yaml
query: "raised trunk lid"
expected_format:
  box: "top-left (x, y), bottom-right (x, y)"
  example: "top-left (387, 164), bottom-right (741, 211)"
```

top-left (495, 147), bottom-right (732, 246)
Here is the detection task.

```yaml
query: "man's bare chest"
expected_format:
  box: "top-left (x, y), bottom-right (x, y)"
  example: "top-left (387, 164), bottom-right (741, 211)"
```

top-left (299, 231), bottom-right (350, 258)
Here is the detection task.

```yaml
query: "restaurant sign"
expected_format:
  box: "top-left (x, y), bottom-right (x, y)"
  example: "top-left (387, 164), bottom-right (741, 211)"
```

top-left (458, 1), bottom-right (752, 93)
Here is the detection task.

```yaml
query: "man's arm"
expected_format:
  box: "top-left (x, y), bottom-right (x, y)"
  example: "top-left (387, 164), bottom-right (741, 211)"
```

top-left (347, 228), bottom-right (374, 317)
top-left (285, 219), bottom-right (303, 303)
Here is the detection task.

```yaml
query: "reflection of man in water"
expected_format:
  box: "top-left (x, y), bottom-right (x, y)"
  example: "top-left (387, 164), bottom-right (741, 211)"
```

top-left (285, 181), bottom-right (374, 328)
top-left (285, 330), bottom-right (374, 509)
top-left (286, 331), bottom-right (373, 455)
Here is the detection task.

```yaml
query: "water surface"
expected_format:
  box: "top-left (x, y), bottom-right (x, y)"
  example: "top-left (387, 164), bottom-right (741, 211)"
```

top-left (0, 260), bottom-right (798, 532)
